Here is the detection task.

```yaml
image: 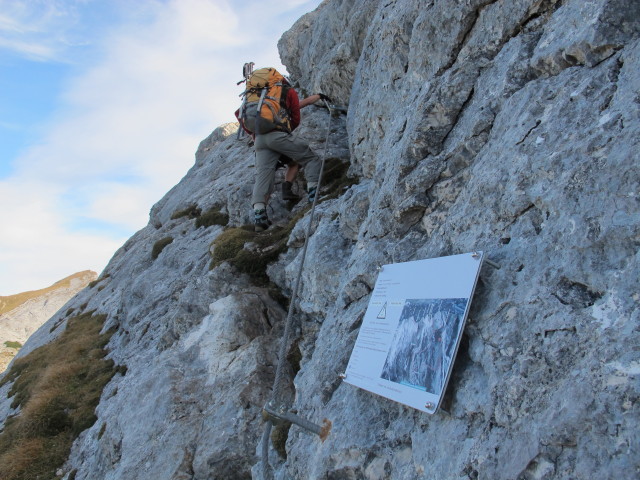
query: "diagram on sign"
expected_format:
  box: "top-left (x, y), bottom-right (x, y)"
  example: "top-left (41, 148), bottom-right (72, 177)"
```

top-left (343, 252), bottom-right (484, 413)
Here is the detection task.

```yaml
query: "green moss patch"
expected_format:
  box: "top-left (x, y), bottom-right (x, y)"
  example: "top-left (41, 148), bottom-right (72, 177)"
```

top-left (152, 237), bottom-right (174, 259)
top-left (0, 313), bottom-right (118, 480)
top-left (3, 341), bottom-right (22, 349)
top-left (210, 209), bottom-right (308, 285)
top-left (196, 208), bottom-right (229, 229)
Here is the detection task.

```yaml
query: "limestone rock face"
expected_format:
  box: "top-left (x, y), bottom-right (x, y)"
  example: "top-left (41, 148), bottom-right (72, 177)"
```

top-left (1, 1), bottom-right (638, 479)
top-left (275, 1), bottom-right (640, 479)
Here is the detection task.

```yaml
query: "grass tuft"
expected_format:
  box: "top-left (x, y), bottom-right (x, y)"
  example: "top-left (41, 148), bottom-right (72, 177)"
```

top-left (171, 204), bottom-right (201, 220)
top-left (209, 208), bottom-right (309, 286)
top-left (3, 341), bottom-right (22, 349)
top-left (88, 273), bottom-right (110, 289)
top-left (0, 313), bottom-right (118, 480)
top-left (195, 207), bottom-right (229, 229)
top-left (151, 237), bottom-right (174, 259)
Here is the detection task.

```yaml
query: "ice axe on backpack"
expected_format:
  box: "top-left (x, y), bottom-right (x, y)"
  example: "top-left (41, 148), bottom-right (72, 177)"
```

top-left (236, 62), bottom-right (256, 139)
top-left (237, 61), bottom-right (254, 85)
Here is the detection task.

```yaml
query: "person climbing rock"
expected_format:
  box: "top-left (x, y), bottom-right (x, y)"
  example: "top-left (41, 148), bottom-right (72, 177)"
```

top-left (235, 66), bottom-right (331, 231)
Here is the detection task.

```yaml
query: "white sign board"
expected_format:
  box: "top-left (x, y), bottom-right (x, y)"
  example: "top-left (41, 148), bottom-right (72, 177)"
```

top-left (344, 252), bottom-right (484, 414)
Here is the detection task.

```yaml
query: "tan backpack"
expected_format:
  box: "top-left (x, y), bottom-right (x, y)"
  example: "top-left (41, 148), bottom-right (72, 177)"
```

top-left (238, 67), bottom-right (292, 134)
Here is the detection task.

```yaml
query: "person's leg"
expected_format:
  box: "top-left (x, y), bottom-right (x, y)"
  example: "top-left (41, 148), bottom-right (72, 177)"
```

top-left (252, 134), bottom-right (280, 231)
top-left (282, 161), bottom-right (300, 201)
top-left (285, 162), bottom-right (299, 182)
top-left (252, 135), bottom-right (280, 207)
top-left (265, 132), bottom-right (320, 200)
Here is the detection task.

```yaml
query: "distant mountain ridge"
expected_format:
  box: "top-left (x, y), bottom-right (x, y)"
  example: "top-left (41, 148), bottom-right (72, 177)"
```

top-left (0, 271), bottom-right (96, 314)
top-left (0, 270), bottom-right (97, 372)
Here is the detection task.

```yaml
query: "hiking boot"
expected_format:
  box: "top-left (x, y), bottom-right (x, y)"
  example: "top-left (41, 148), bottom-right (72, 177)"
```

top-left (254, 209), bottom-right (271, 232)
top-left (307, 186), bottom-right (317, 203)
top-left (282, 181), bottom-right (300, 201)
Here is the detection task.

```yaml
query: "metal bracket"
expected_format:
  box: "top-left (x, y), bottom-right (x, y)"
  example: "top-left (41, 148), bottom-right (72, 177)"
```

top-left (483, 258), bottom-right (501, 269)
top-left (317, 101), bottom-right (348, 117)
top-left (328, 104), bottom-right (348, 116)
top-left (262, 403), bottom-right (332, 442)
top-left (472, 252), bottom-right (501, 270)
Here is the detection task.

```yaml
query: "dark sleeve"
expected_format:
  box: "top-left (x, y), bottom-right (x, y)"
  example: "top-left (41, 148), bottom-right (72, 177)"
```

top-left (286, 88), bottom-right (301, 130)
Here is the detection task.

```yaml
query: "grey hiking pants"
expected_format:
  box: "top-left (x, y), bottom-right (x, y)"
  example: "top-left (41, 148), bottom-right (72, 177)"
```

top-left (251, 130), bottom-right (320, 206)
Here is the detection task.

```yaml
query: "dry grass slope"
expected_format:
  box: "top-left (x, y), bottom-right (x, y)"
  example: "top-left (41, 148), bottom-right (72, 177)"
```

top-left (0, 312), bottom-right (118, 480)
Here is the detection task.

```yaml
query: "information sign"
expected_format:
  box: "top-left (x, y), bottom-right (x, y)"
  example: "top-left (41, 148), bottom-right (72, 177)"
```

top-left (344, 252), bottom-right (484, 413)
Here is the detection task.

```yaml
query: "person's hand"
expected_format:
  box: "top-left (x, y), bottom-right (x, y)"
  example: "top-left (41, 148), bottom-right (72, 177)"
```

top-left (316, 93), bottom-right (332, 103)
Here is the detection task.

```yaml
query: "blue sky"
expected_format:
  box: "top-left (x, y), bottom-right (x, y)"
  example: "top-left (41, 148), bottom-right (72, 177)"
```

top-left (0, 0), bottom-right (321, 295)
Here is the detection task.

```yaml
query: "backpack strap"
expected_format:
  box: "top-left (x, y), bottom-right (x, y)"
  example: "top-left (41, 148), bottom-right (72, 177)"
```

top-left (256, 88), bottom-right (268, 116)
top-left (280, 84), bottom-right (290, 110)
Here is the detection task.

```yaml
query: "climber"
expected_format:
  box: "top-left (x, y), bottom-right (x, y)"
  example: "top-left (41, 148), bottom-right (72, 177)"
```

top-left (235, 66), bottom-right (331, 232)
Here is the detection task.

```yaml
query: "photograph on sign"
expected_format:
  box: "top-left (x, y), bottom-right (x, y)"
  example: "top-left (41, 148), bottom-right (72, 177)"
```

top-left (344, 252), bottom-right (484, 413)
top-left (380, 298), bottom-right (467, 394)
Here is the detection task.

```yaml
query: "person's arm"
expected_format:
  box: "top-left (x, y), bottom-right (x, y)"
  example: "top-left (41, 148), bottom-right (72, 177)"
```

top-left (286, 90), bottom-right (333, 131)
top-left (299, 94), bottom-right (320, 109)
top-left (299, 93), bottom-right (332, 109)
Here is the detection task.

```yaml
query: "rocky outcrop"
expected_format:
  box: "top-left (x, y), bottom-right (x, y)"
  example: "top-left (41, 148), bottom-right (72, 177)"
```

top-left (1, 0), bottom-right (638, 479)
top-left (275, 2), bottom-right (639, 478)
top-left (0, 270), bottom-right (97, 372)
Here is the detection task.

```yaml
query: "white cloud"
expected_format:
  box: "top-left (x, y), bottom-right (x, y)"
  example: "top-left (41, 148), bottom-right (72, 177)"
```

top-left (0, 0), bottom-right (321, 295)
top-left (0, 0), bottom-right (86, 61)
top-left (0, 179), bottom-right (123, 294)
top-left (0, 36), bottom-right (56, 59)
